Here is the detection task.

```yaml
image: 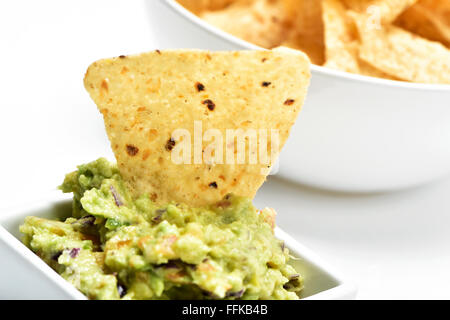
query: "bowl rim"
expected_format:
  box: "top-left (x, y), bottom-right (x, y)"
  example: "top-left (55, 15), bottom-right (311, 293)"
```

top-left (162, 0), bottom-right (450, 92)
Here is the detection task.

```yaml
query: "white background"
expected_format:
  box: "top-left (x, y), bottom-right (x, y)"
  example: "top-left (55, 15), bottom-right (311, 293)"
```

top-left (1, 0), bottom-right (450, 299)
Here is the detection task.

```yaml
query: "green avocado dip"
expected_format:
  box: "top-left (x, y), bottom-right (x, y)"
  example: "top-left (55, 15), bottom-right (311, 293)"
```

top-left (20, 158), bottom-right (303, 300)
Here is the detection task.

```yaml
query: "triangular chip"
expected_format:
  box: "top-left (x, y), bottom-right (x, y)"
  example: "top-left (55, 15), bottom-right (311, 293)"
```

top-left (355, 20), bottom-right (450, 83)
top-left (321, 0), bottom-right (400, 80)
top-left (342, 0), bottom-right (417, 24)
top-left (200, 0), bottom-right (290, 49)
top-left (84, 49), bottom-right (310, 206)
top-left (281, 0), bottom-right (325, 65)
top-left (322, 0), bottom-right (360, 73)
top-left (395, 0), bottom-right (450, 48)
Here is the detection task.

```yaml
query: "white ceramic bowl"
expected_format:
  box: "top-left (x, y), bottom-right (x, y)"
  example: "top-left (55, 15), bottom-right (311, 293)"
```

top-left (0, 192), bottom-right (356, 300)
top-left (146, 0), bottom-right (450, 192)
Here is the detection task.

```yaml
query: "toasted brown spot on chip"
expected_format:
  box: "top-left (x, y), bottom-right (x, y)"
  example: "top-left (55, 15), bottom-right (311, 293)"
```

top-left (142, 149), bottom-right (151, 161)
top-left (165, 138), bottom-right (176, 151)
top-left (156, 49), bottom-right (161, 54)
top-left (262, 81), bottom-right (272, 87)
top-left (202, 99), bottom-right (216, 111)
top-left (121, 66), bottom-right (129, 74)
top-left (137, 106), bottom-right (146, 112)
top-left (126, 144), bottom-right (139, 156)
top-left (119, 55), bottom-right (126, 59)
top-left (284, 99), bottom-right (295, 105)
top-left (101, 79), bottom-right (109, 92)
top-left (195, 82), bottom-right (205, 92)
top-left (209, 181), bottom-right (218, 189)
top-left (148, 129), bottom-right (158, 142)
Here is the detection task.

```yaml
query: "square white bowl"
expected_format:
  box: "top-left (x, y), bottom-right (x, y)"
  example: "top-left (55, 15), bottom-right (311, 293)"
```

top-left (0, 192), bottom-right (356, 300)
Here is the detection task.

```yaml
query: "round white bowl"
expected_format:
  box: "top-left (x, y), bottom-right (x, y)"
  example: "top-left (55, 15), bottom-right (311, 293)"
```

top-left (146, 0), bottom-right (450, 192)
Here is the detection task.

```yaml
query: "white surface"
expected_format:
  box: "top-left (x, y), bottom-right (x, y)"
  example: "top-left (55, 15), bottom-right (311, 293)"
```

top-left (0, 194), bottom-right (356, 300)
top-left (148, 0), bottom-right (450, 192)
top-left (255, 176), bottom-right (450, 300)
top-left (0, 0), bottom-right (449, 299)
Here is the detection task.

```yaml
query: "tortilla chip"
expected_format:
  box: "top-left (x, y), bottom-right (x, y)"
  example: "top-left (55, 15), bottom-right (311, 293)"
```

top-left (177, 0), bottom-right (209, 14)
top-left (356, 23), bottom-right (450, 83)
top-left (201, 0), bottom-right (290, 49)
top-left (281, 0), bottom-right (325, 65)
top-left (279, 0), bottom-right (298, 19)
top-left (84, 49), bottom-right (310, 206)
top-left (357, 58), bottom-right (400, 80)
top-left (322, 0), bottom-right (360, 73)
top-left (395, 0), bottom-right (450, 48)
top-left (177, 0), bottom-right (252, 14)
top-left (322, 29), bottom-right (398, 79)
top-left (342, 0), bottom-right (417, 25)
top-left (416, 0), bottom-right (450, 19)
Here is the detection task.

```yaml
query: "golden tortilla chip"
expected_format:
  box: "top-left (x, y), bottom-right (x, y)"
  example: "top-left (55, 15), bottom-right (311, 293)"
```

top-left (322, 0), bottom-right (360, 73)
top-left (177, 0), bottom-right (252, 14)
top-left (395, 0), bottom-right (450, 48)
top-left (321, 0), bottom-right (396, 79)
top-left (343, 0), bottom-right (417, 25)
top-left (281, 0), bottom-right (325, 65)
top-left (177, 0), bottom-right (209, 13)
top-left (200, 0), bottom-right (289, 49)
top-left (357, 58), bottom-right (400, 80)
top-left (84, 49), bottom-right (310, 206)
top-left (415, 0), bottom-right (450, 19)
top-left (356, 23), bottom-right (450, 83)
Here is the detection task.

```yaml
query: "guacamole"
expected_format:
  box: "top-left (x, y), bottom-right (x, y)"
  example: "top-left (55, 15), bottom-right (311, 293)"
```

top-left (20, 158), bottom-right (303, 300)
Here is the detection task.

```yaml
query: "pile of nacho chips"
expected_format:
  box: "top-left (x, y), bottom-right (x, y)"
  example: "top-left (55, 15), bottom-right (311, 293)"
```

top-left (178, 0), bottom-right (450, 84)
